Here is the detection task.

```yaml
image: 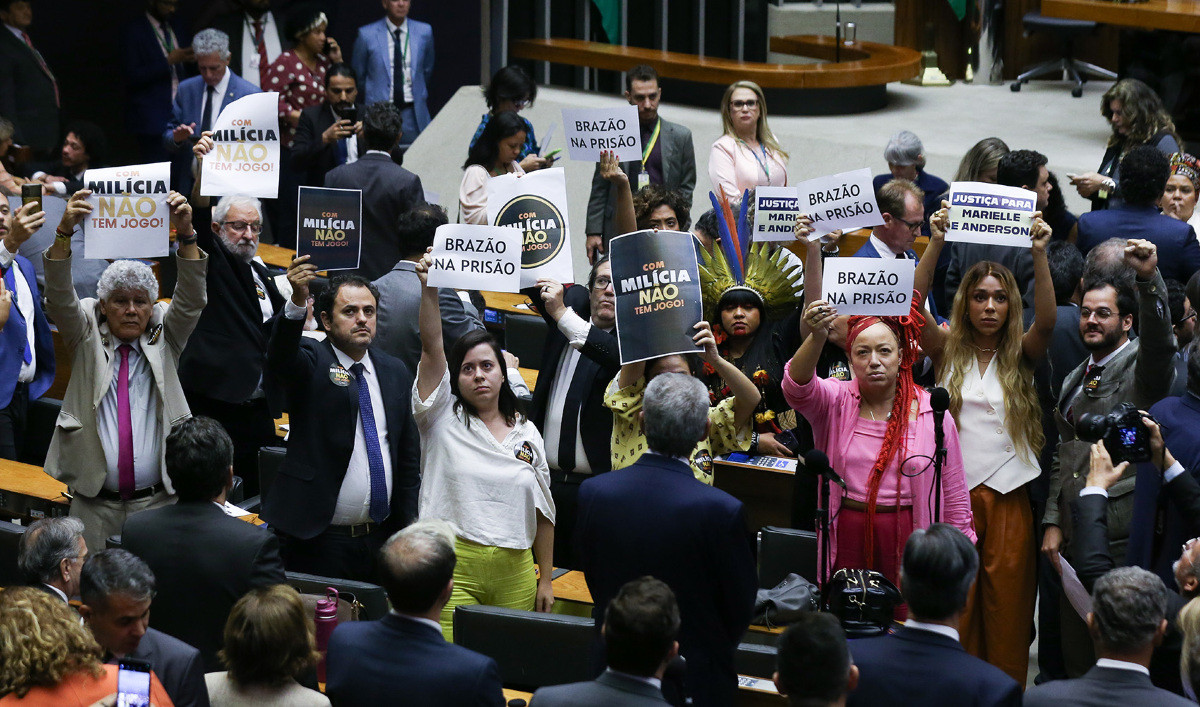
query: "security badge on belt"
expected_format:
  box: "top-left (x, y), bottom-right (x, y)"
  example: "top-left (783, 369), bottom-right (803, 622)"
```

top-left (329, 364), bottom-right (353, 386)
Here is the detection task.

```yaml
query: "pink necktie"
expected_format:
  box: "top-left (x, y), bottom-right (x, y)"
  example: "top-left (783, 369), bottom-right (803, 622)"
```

top-left (21, 31), bottom-right (58, 107)
top-left (117, 344), bottom-right (135, 500)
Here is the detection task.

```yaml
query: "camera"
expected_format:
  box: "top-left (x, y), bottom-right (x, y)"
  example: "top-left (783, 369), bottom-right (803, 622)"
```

top-left (1076, 402), bottom-right (1152, 465)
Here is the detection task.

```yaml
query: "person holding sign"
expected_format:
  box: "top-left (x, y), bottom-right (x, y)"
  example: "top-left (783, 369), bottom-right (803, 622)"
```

top-left (459, 110), bottom-right (526, 225)
top-left (414, 251), bottom-right (556, 641)
top-left (708, 81), bottom-right (788, 202)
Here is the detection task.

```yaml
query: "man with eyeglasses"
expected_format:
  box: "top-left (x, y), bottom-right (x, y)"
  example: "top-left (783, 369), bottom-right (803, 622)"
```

top-left (17, 516), bottom-right (88, 602)
top-left (852, 178), bottom-right (942, 322)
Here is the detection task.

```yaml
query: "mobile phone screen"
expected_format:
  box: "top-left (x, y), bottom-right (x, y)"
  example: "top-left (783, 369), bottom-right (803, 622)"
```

top-left (117, 659), bottom-right (151, 707)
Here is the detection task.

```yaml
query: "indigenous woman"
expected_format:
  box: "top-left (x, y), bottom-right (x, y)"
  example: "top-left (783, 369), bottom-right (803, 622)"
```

top-left (1161, 153), bottom-right (1200, 232)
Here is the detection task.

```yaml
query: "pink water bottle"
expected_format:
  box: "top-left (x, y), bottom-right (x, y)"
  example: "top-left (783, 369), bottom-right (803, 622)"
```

top-left (314, 587), bottom-right (340, 682)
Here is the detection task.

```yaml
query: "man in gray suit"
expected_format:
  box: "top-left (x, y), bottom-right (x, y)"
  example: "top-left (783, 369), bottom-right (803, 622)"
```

top-left (585, 64), bottom-right (696, 263)
top-left (532, 576), bottom-right (677, 706)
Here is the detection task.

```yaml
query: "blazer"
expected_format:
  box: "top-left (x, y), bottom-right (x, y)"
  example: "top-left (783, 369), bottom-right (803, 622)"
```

top-left (0, 664), bottom-right (172, 707)
top-left (42, 251), bottom-right (208, 498)
top-left (121, 14), bottom-right (190, 136)
top-left (323, 152), bottom-right (426, 281)
top-left (163, 72), bottom-right (261, 196)
top-left (576, 454), bottom-right (757, 707)
top-left (1023, 665), bottom-right (1195, 706)
top-left (846, 627), bottom-right (1021, 707)
top-left (291, 102), bottom-right (349, 187)
top-left (371, 260), bottom-right (483, 373)
top-left (178, 226), bottom-right (283, 407)
top-left (0, 254), bottom-right (55, 408)
top-left (531, 671), bottom-right (668, 706)
top-left (207, 10), bottom-right (290, 85)
top-left (1076, 204), bottom-right (1200, 284)
top-left (261, 314), bottom-right (420, 539)
top-left (120, 627), bottom-right (210, 707)
top-left (325, 613), bottom-right (504, 707)
top-left (524, 284), bottom-right (620, 473)
top-left (121, 500), bottom-right (286, 672)
top-left (0, 28), bottom-right (58, 153)
top-left (585, 118), bottom-right (696, 242)
top-left (351, 18), bottom-right (434, 130)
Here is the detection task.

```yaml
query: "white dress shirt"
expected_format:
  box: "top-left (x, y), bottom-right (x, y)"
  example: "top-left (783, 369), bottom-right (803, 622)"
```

top-left (0, 242), bottom-right (37, 382)
top-left (239, 10), bottom-right (282, 87)
top-left (98, 338), bottom-right (163, 492)
top-left (385, 17), bottom-right (414, 103)
top-left (203, 68), bottom-right (232, 123)
top-left (869, 233), bottom-right (904, 259)
top-left (904, 619), bottom-right (961, 643)
top-left (543, 308), bottom-right (601, 474)
top-left (1094, 658), bottom-right (1150, 676)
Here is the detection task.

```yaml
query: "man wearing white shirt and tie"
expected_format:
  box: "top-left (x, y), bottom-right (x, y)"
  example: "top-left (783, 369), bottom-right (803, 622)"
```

top-left (209, 0), bottom-right (288, 89)
top-left (352, 0), bottom-right (435, 148)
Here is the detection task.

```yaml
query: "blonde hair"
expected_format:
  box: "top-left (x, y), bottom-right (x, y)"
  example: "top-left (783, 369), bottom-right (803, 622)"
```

top-left (1180, 596), bottom-right (1200, 696)
top-left (220, 584), bottom-right (319, 688)
top-left (719, 81), bottom-right (789, 162)
top-left (939, 262), bottom-right (1044, 465)
top-left (0, 586), bottom-right (104, 697)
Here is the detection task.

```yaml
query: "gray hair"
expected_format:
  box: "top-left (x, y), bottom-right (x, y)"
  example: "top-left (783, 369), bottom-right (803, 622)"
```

top-left (0, 116), bottom-right (13, 144)
top-left (79, 549), bottom-right (156, 608)
top-left (379, 520), bottom-right (458, 614)
top-left (192, 28), bottom-right (231, 60)
top-left (1091, 566), bottom-right (1169, 652)
top-left (884, 130), bottom-right (924, 167)
top-left (17, 517), bottom-right (85, 585)
top-left (97, 260), bottom-right (158, 303)
top-left (643, 372), bottom-right (708, 458)
top-left (212, 195), bottom-right (264, 225)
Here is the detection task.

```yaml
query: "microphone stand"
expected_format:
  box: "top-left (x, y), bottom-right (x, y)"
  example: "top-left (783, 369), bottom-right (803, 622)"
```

top-left (933, 416), bottom-right (946, 523)
top-left (835, 0), bottom-right (842, 63)
top-left (815, 471), bottom-right (832, 597)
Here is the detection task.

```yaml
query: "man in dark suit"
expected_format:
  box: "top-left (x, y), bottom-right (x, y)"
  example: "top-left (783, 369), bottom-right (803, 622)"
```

top-left (178, 194), bottom-right (283, 495)
top-left (576, 372), bottom-right (757, 707)
top-left (30, 121), bottom-right (106, 197)
top-left (853, 178), bottom-right (942, 321)
top-left (0, 0), bottom-right (58, 156)
top-left (325, 519), bottom-right (504, 706)
top-left (324, 101), bottom-right (425, 281)
top-left (206, 0), bottom-right (287, 90)
top-left (774, 613), bottom-right (859, 707)
top-left (122, 416), bottom-right (286, 672)
top-left (291, 63), bottom-right (362, 188)
top-left (16, 516), bottom-right (87, 602)
top-left (522, 255), bottom-right (619, 569)
top-left (585, 64), bottom-right (696, 262)
top-left (263, 263), bottom-right (421, 582)
top-left (1075, 146), bottom-right (1200, 285)
top-left (121, 0), bottom-right (193, 163)
top-left (351, 0), bottom-right (435, 147)
top-left (80, 549), bottom-right (210, 707)
top-left (847, 524), bottom-right (1021, 707)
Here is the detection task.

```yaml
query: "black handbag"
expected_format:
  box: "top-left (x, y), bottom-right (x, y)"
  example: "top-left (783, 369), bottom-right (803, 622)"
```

top-left (825, 568), bottom-right (902, 638)
top-left (751, 573), bottom-right (820, 627)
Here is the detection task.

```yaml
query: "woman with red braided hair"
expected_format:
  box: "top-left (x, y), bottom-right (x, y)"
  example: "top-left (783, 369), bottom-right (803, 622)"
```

top-left (782, 293), bottom-right (975, 601)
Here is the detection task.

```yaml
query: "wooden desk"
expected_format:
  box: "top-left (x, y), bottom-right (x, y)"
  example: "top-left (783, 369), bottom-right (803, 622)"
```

top-left (0, 459), bottom-right (69, 520)
top-left (483, 291), bottom-right (534, 316)
top-left (257, 243), bottom-right (297, 270)
top-left (1042, 0), bottom-right (1200, 32)
top-left (714, 456), bottom-right (801, 533)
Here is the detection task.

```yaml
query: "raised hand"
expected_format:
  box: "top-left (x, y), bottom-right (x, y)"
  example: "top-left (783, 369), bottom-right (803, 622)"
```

top-left (287, 254), bottom-right (319, 306)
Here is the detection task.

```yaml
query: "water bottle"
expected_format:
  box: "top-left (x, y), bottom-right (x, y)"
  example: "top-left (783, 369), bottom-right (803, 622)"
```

top-left (314, 587), bottom-right (340, 682)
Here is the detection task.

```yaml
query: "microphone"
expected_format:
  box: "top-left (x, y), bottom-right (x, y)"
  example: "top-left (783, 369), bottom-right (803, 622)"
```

top-left (804, 449), bottom-right (847, 490)
top-left (930, 387), bottom-right (949, 447)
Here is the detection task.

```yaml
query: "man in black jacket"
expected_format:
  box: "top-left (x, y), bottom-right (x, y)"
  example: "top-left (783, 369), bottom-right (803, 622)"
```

top-left (291, 63), bottom-right (362, 189)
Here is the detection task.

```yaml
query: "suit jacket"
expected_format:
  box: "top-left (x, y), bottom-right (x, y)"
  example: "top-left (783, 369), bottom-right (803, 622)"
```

top-left (42, 251), bottom-right (208, 498)
top-left (372, 260), bottom-right (482, 373)
top-left (532, 671), bottom-right (668, 706)
top-left (261, 314), bottom-right (420, 539)
top-left (119, 627), bottom-right (210, 707)
top-left (1023, 665), bottom-right (1195, 706)
top-left (585, 118), bottom-right (696, 241)
top-left (851, 238), bottom-right (942, 321)
top-left (846, 627), bottom-right (1021, 707)
top-left (0, 28), bottom-right (59, 154)
top-left (576, 454), bottom-right (757, 707)
top-left (325, 613), bottom-right (504, 707)
top-left (351, 18), bottom-right (434, 130)
top-left (178, 226), bottom-right (283, 407)
top-left (945, 242), bottom-right (1035, 300)
top-left (207, 10), bottom-right (290, 85)
top-left (291, 102), bottom-right (348, 187)
top-left (323, 152), bottom-right (425, 281)
top-left (121, 500), bottom-right (286, 672)
top-left (163, 72), bottom-right (261, 195)
top-left (524, 284), bottom-right (620, 473)
top-left (0, 254), bottom-right (55, 408)
top-left (1076, 204), bottom-right (1200, 285)
top-left (121, 14), bottom-right (190, 136)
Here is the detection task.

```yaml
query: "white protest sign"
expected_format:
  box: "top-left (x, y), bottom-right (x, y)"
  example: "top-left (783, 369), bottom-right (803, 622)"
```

top-left (946, 181), bottom-right (1035, 247)
top-left (822, 258), bottom-right (915, 316)
top-left (428, 224), bottom-right (522, 293)
top-left (82, 162), bottom-right (171, 259)
top-left (487, 168), bottom-right (574, 288)
top-left (200, 92), bottom-right (281, 198)
top-left (561, 106), bottom-right (642, 162)
top-left (752, 186), bottom-right (801, 242)
top-left (795, 167), bottom-right (881, 238)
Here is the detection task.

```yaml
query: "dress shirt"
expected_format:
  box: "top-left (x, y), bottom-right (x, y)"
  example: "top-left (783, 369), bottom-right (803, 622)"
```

top-left (97, 338), bottom-right (162, 492)
top-left (1094, 658), bottom-right (1151, 676)
top-left (4, 23), bottom-right (20, 40)
top-left (385, 17), bottom-right (414, 103)
top-left (239, 11), bottom-right (281, 88)
top-left (1067, 338), bottom-right (1132, 409)
top-left (605, 669), bottom-right (662, 691)
top-left (869, 233), bottom-right (906, 259)
top-left (388, 611), bottom-right (442, 635)
top-left (43, 583), bottom-right (68, 602)
top-left (331, 104), bottom-right (359, 164)
top-left (0, 242), bottom-right (37, 382)
top-left (904, 619), bottom-right (961, 643)
top-left (202, 69), bottom-right (233, 125)
top-left (542, 308), bottom-right (599, 474)
top-left (1082, 460), bottom-right (1184, 497)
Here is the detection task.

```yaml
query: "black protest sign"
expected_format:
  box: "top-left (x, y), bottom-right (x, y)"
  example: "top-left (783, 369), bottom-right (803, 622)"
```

top-left (610, 229), bottom-right (703, 364)
top-left (295, 186), bottom-right (362, 271)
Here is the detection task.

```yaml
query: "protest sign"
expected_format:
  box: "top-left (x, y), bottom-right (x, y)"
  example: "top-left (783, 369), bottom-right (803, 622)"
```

top-left (752, 186), bottom-right (801, 242)
top-left (794, 168), bottom-right (882, 238)
top-left (946, 181), bottom-right (1036, 248)
top-left (561, 106), bottom-right (642, 162)
top-left (427, 224), bottom-right (522, 293)
top-left (82, 162), bottom-right (171, 259)
top-left (200, 92), bottom-right (281, 198)
top-left (822, 257), bottom-right (915, 316)
top-left (487, 168), bottom-right (573, 287)
top-left (610, 229), bottom-right (703, 364)
top-left (295, 187), bottom-right (362, 271)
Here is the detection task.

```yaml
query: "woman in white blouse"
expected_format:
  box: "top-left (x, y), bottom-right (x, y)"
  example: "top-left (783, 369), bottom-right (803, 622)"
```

top-left (459, 110), bottom-right (528, 224)
top-left (708, 81), bottom-right (789, 201)
top-left (413, 250), bottom-right (556, 640)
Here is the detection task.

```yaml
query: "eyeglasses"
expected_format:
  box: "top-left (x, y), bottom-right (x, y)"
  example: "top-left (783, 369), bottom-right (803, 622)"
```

top-left (894, 216), bottom-right (923, 234)
top-left (221, 220), bottom-right (263, 234)
top-left (1080, 307), bottom-right (1115, 321)
top-left (731, 99), bottom-right (758, 110)
top-left (592, 276), bottom-right (613, 291)
top-left (1179, 309), bottom-right (1197, 326)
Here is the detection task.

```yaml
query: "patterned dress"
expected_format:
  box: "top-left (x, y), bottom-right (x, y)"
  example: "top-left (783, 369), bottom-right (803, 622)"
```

top-left (263, 49), bottom-right (330, 148)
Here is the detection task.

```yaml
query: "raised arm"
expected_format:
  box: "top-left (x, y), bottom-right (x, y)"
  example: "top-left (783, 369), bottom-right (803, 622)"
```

top-left (789, 300), bottom-right (838, 386)
top-left (1021, 214), bottom-right (1057, 361)
top-left (1126, 239), bottom-right (1177, 407)
top-left (696, 320), bottom-right (760, 426)
top-left (599, 150), bottom-right (636, 236)
top-left (161, 191), bottom-right (207, 353)
top-left (797, 216), bottom-right (838, 339)
top-left (915, 200), bottom-right (947, 307)
top-left (416, 249), bottom-right (446, 399)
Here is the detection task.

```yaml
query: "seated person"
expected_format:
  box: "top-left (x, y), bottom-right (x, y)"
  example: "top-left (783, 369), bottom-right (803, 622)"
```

top-left (775, 612), bottom-right (858, 707)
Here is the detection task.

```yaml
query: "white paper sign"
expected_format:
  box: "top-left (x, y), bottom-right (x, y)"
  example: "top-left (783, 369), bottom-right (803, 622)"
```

top-left (795, 167), bottom-right (882, 238)
top-left (822, 258), bottom-right (915, 316)
top-left (487, 168), bottom-right (574, 288)
top-left (200, 92), bottom-right (281, 198)
top-left (946, 181), bottom-right (1035, 247)
top-left (561, 106), bottom-right (642, 162)
top-left (1059, 557), bottom-right (1093, 620)
top-left (428, 224), bottom-right (522, 293)
top-left (82, 162), bottom-right (171, 259)
top-left (752, 186), bottom-right (801, 242)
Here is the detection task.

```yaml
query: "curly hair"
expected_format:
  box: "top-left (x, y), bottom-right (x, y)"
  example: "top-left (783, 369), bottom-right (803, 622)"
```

top-left (1102, 79), bottom-right (1180, 151)
top-left (0, 586), bottom-right (104, 698)
top-left (633, 184), bottom-right (691, 231)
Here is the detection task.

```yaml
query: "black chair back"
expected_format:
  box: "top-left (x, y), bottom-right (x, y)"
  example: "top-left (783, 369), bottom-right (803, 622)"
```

top-left (285, 570), bottom-right (389, 621)
top-left (454, 604), bottom-right (594, 691)
top-left (0, 520), bottom-right (27, 586)
top-left (20, 397), bottom-right (62, 467)
top-left (502, 313), bottom-right (548, 367)
top-left (757, 526), bottom-right (818, 588)
top-left (735, 641), bottom-right (776, 679)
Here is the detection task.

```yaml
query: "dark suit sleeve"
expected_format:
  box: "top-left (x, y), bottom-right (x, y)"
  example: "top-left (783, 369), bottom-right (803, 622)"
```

top-left (266, 310), bottom-right (314, 380)
top-left (996, 681), bottom-right (1023, 707)
top-left (1166, 469), bottom-right (1200, 537)
top-left (1134, 270), bottom-right (1177, 408)
top-left (163, 88), bottom-right (186, 152)
top-left (522, 285), bottom-right (620, 372)
top-left (290, 109), bottom-right (324, 171)
top-left (395, 406), bottom-right (421, 526)
top-left (676, 125), bottom-right (697, 200)
top-left (1182, 227), bottom-right (1200, 280)
top-left (0, 51), bottom-right (17, 129)
top-left (1069, 492), bottom-right (1114, 592)
top-left (586, 162), bottom-right (610, 235)
top-left (249, 531), bottom-right (287, 587)
top-left (472, 658), bottom-right (506, 707)
top-left (439, 288), bottom-right (483, 354)
top-left (717, 505), bottom-right (758, 641)
top-left (122, 25), bottom-right (170, 92)
top-left (405, 173), bottom-right (427, 207)
top-left (175, 647), bottom-right (212, 707)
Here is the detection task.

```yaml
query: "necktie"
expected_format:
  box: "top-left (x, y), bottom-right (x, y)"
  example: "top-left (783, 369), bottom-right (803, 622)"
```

top-left (392, 28), bottom-right (405, 104)
top-left (200, 84), bottom-right (216, 134)
top-left (6, 269), bottom-right (29, 365)
top-left (21, 32), bottom-right (58, 107)
top-left (335, 136), bottom-right (348, 165)
top-left (117, 344), bottom-right (135, 500)
top-left (252, 19), bottom-right (269, 86)
top-left (350, 362), bottom-right (389, 523)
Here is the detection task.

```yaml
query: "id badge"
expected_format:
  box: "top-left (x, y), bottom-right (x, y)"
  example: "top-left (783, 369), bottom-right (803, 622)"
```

top-left (637, 171), bottom-right (650, 190)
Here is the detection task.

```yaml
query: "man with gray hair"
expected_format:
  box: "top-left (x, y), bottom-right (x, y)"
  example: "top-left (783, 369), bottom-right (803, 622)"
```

top-left (871, 130), bottom-right (948, 237)
top-left (576, 372), bottom-right (757, 707)
top-left (326, 519), bottom-right (505, 705)
top-left (17, 516), bottom-right (87, 602)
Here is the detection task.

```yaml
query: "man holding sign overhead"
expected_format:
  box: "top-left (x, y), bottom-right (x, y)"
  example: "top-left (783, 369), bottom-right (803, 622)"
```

top-left (852, 179), bottom-right (942, 322)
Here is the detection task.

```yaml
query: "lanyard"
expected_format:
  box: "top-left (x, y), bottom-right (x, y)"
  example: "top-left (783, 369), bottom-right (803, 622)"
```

top-left (641, 119), bottom-right (661, 169)
top-left (739, 139), bottom-right (771, 181)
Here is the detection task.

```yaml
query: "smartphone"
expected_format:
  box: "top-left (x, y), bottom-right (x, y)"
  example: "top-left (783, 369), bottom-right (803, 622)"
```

top-left (116, 658), bottom-right (152, 707)
top-left (323, 39), bottom-right (332, 54)
top-left (544, 148), bottom-right (562, 160)
top-left (340, 104), bottom-right (358, 124)
top-left (774, 429), bottom-right (803, 456)
top-left (20, 183), bottom-right (41, 212)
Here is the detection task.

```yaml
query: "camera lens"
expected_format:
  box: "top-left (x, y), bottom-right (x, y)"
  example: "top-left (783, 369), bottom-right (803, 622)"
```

top-left (1076, 413), bottom-right (1108, 443)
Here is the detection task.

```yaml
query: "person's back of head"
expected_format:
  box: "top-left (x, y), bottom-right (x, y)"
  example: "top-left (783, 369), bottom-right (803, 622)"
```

top-left (1089, 566), bottom-right (1169, 658)
top-left (643, 372), bottom-right (709, 458)
top-left (17, 516), bottom-right (86, 590)
top-left (1120, 145), bottom-right (1172, 207)
top-left (220, 584), bottom-right (319, 689)
top-left (995, 149), bottom-right (1047, 191)
top-left (883, 130), bottom-right (924, 168)
top-left (361, 101), bottom-right (403, 153)
top-left (377, 519), bottom-right (457, 616)
top-left (1046, 240), bottom-right (1084, 306)
top-left (165, 416), bottom-right (233, 503)
top-left (603, 576), bottom-right (680, 678)
top-left (398, 203), bottom-right (449, 260)
top-left (1082, 237), bottom-right (1135, 291)
top-left (775, 612), bottom-right (857, 707)
top-left (0, 586), bottom-right (103, 698)
top-left (876, 179), bottom-right (923, 221)
top-left (79, 549), bottom-right (156, 610)
top-left (899, 523), bottom-right (978, 622)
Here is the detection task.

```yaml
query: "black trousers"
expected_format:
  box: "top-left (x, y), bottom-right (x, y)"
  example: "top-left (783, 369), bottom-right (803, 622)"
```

top-left (186, 393), bottom-right (277, 498)
top-left (0, 382), bottom-right (30, 461)
top-left (278, 526), bottom-right (387, 584)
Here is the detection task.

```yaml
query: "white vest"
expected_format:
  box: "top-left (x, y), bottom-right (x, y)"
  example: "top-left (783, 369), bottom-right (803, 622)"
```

top-left (949, 361), bottom-right (1041, 494)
